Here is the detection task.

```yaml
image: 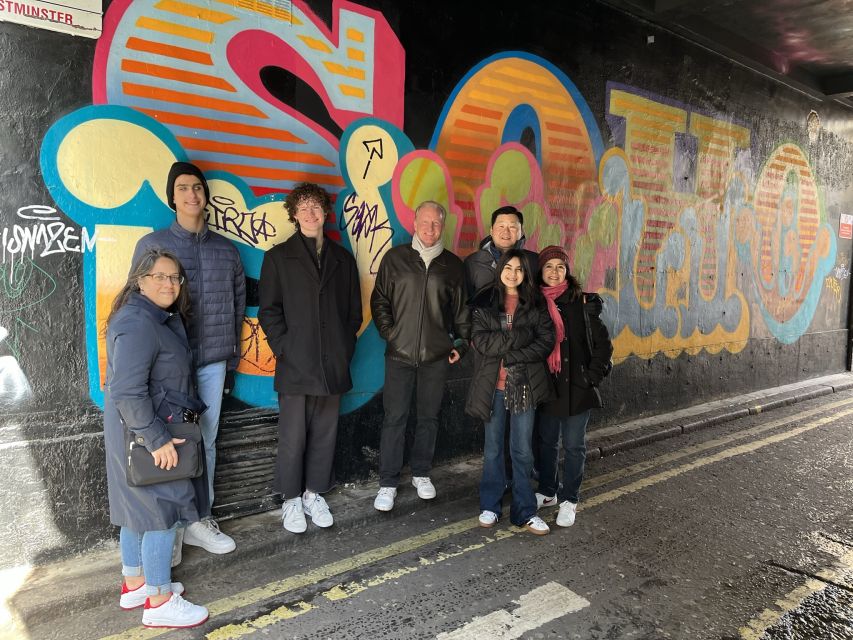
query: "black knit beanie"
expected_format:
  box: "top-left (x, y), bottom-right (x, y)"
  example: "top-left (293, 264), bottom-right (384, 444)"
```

top-left (166, 162), bottom-right (210, 211)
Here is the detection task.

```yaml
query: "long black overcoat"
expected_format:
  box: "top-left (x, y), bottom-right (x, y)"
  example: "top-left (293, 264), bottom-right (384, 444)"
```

top-left (258, 232), bottom-right (362, 396)
top-left (104, 293), bottom-right (204, 531)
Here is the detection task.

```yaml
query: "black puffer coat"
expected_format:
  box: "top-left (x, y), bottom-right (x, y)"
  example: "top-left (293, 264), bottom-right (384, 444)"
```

top-left (132, 221), bottom-right (246, 370)
top-left (540, 291), bottom-right (613, 417)
top-left (464, 290), bottom-right (555, 422)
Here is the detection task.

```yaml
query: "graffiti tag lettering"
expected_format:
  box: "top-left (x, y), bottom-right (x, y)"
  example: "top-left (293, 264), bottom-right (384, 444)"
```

top-left (825, 276), bottom-right (842, 303)
top-left (1, 206), bottom-right (96, 263)
top-left (206, 196), bottom-right (276, 247)
top-left (340, 192), bottom-right (394, 274)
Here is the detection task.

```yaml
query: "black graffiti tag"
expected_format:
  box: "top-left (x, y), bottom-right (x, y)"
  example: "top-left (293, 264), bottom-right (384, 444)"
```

top-left (206, 196), bottom-right (276, 246)
top-left (340, 192), bottom-right (394, 274)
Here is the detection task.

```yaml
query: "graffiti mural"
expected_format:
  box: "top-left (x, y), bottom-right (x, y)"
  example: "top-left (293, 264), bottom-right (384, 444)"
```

top-left (36, 0), bottom-right (839, 412)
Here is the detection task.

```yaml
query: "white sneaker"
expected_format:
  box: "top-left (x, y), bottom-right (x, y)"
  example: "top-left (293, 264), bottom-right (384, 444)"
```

top-left (170, 527), bottom-right (184, 568)
top-left (142, 592), bottom-right (209, 629)
top-left (183, 519), bottom-right (236, 554)
top-left (120, 581), bottom-right (184, 610)
top-left (282, 497), bottom-right (307, 533)
top-left (411, 476), bottom-right (436, 500)
top-left (373, 487), bottom-right (397, 511)
top-left (535, 492), bottom-right (558, 509)
top-left (303, 493), bottom-right (333, 528)
top-left (524, 515), bottom-right (550, 536)
top-left (478, 510), bottom-right (498, 528)
top-left (556, 500), bottom-right (577, 527)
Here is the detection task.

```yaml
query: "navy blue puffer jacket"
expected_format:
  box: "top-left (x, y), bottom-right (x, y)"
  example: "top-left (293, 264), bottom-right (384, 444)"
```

top-left (132, 221), bottom-right (246, 370)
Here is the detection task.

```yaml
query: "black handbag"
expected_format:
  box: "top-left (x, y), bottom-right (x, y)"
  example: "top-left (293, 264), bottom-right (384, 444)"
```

top-left (125, 420), bottom-right (204, 487)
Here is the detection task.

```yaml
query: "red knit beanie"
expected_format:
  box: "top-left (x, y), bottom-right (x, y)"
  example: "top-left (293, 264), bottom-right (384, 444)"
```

top-left (537, 245), bottom-right (570, 273)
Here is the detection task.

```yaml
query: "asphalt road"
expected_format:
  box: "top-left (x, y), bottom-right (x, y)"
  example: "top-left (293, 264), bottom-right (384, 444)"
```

top-left (37, 389), bottom-right (853, 640)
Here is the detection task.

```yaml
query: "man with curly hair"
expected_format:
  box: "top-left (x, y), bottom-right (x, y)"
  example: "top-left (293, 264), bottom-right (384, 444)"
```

top-left (258, 183), bottom-right (362, 533)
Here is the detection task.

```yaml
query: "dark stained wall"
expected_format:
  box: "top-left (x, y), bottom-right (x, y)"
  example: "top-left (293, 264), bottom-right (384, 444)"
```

top-left (1, 0), bottom-right (851, 566)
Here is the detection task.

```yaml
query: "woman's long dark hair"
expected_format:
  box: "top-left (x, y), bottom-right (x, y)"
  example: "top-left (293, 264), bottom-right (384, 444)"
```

top-left (494, 249), bottom-right (541, 310)
top-left (103, 249), bottom-right (191, 333)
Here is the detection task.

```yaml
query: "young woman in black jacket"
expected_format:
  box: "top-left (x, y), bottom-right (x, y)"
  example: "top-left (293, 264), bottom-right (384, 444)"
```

top-left (465, 249), bottom-right (555, 535)
top-left (535, 246), bottom-right (613, 527)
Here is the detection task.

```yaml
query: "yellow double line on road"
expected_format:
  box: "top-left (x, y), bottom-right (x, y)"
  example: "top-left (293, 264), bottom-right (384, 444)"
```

top-left (102, 397), bottom-right (853, 640)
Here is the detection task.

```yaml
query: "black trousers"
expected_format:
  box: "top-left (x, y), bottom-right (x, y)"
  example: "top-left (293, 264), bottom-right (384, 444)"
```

top-left (274, 393), bottom-right (340, 499)
top-left (379, 356), bottom-right (449, 487)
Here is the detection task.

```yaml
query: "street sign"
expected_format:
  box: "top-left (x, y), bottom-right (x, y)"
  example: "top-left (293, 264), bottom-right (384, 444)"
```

top-left (0, 0), bottom-right (102, 39)
top-left (840, 214), bottom-right (853, 240)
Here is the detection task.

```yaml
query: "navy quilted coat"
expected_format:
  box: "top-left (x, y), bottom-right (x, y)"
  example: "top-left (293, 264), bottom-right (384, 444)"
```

top-left (132, 221), bottom-right (246, 370)
top-left (104, 293), bottom-right (205, 531)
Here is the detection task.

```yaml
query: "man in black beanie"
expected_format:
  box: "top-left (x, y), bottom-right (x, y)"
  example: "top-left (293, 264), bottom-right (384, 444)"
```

top-left (131, 161), bottom-right (245, 558)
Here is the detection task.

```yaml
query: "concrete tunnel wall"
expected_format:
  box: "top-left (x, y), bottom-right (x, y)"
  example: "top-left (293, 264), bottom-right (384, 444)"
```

top-left (1, 0), bottom-right (852, 567)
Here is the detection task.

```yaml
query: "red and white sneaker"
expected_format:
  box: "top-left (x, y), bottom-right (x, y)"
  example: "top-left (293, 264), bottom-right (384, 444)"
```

top-left (535, 493), bottom-right (558, 509)
top-left (120, 581), bottom-right (184, 610)
top-left (142, 593), bottom-right (208, 628)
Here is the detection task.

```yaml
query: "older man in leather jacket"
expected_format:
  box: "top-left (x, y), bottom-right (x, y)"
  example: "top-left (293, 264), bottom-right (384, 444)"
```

top-left (370, 201), bottom-right (470, 512)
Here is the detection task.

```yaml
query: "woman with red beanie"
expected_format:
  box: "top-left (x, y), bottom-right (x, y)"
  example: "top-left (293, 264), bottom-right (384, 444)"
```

top-left (536, 246), bottom-right (613, 527)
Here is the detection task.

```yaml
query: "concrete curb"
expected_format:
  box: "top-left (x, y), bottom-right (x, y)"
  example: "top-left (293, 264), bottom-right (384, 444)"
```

top-left (10, 459), bottom-right (484, 632)
top-left (586, 375), bottom-right (851, 460)
top-left (9, 372), bottom-right (853, 633)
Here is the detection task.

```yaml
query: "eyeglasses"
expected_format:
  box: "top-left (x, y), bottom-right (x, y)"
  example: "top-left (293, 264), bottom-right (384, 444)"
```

top-left (142, 273), bottom-right (184, 285)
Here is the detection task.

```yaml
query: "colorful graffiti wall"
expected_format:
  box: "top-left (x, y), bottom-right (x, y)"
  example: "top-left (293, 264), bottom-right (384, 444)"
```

top-left (2, 0), bottom-right (852, 565)
top-left (32, 0), bottom-right (844, 416)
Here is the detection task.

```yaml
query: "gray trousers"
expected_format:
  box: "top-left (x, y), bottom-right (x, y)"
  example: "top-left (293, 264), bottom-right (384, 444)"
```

top-left (274, 393), bottom-right (340, 499)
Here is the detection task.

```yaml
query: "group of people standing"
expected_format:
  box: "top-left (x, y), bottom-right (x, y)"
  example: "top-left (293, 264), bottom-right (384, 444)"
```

top-left (101, 163), bottom-right (612, 629)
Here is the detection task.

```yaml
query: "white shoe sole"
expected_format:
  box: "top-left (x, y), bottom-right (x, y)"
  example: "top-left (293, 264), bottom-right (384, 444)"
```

top-left (120, 583), bottom-right (185, 610)
top-left (283, 520), bottom-right (308, 533)
top-left (308, 515), bottom-right (334, 528)
top-left (182, 536), bottom-right (236, 554)
top-left (142, 613), bottom-right (209, 629)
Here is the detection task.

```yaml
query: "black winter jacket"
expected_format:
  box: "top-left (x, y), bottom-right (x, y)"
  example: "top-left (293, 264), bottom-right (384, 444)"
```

top-left (258, 233), bottom-right (362, 395)
top-left (464, 290), bottom-right (555, 421)
top-left (540, 291), bottom-right (613, 417)
top-left (370, 244), bottom-right (470, 365)
top-left (132, 222), bottom-right (246, 370)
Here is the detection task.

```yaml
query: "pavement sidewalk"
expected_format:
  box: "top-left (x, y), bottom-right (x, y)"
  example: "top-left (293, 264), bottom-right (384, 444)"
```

top-left (6, 371), bottom-right (853, 636)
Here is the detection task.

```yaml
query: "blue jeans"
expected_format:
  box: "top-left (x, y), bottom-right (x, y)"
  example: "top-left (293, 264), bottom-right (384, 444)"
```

top-left (537, 410), bottom-right (590, 504)
top-left (195, 360), bottom-right (226, 505)
top-left (120, 525), bottom-right (178, 595)
top-left (479, 391), bottom-right (537, 525)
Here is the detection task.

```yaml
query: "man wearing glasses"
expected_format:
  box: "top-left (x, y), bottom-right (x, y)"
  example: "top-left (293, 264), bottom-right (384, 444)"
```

top-left (131, 161), bottom-right (245, 558)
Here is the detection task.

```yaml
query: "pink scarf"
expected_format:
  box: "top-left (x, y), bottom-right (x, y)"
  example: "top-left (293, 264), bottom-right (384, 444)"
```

top-left (541, 282), bottom-right (568, 373)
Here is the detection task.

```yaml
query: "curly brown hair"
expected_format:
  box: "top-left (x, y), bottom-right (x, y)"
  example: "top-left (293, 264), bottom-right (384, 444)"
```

top-left (285, 183), bottom-right (333, 228)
